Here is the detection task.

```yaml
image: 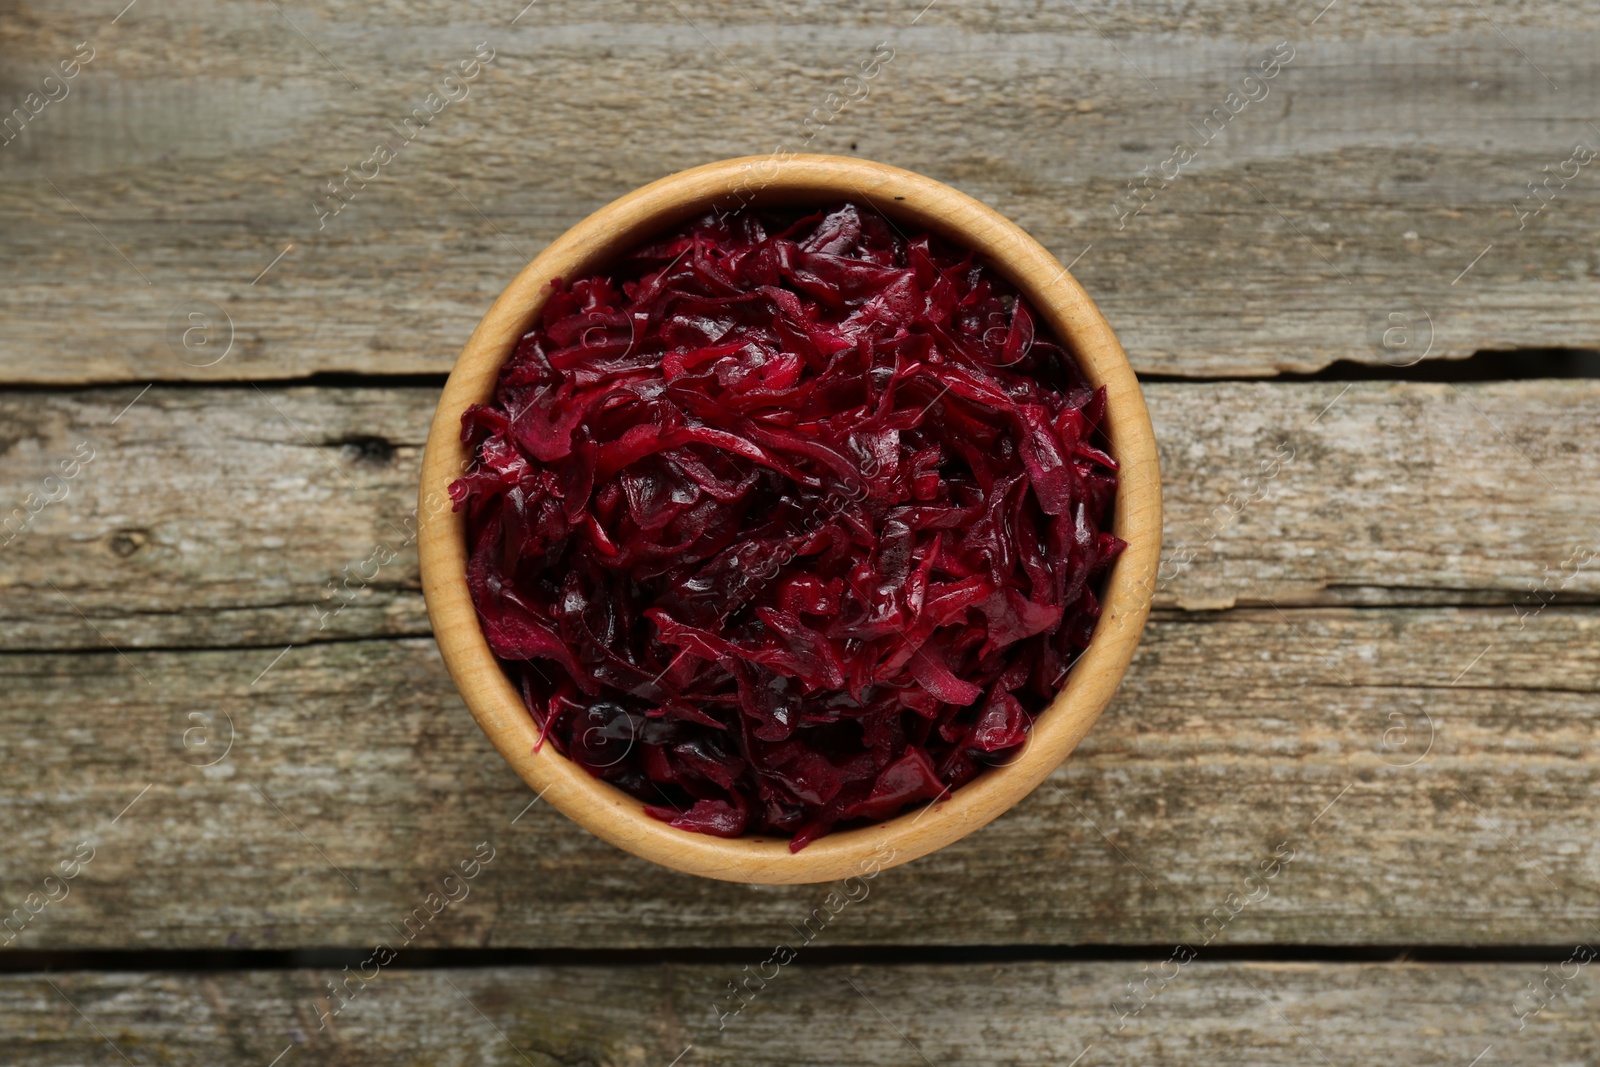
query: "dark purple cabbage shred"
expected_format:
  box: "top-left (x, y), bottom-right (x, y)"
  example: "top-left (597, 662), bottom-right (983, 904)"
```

top-left (451, 202), bottom-right (1124, 850)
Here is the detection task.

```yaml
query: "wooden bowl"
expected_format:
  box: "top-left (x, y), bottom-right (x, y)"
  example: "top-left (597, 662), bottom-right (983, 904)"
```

top-left (418, 154), bottom-right (1161, 884)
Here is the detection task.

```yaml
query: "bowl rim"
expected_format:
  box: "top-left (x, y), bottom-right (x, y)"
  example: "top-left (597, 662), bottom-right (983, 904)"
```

top-left (418, 153), bottom-right (1161, 884)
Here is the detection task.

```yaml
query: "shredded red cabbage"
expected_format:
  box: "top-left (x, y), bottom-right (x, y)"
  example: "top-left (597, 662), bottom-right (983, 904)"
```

top-left (451, 202), bottom-right (1123, 850)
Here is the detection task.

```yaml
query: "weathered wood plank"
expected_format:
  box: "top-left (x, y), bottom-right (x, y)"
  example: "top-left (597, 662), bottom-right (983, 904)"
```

top-left (2, 381), bottom-right (1594, 651)
top-left (2, 4), bottom-right (1599, 381)
top-left (1, 602), bottom-right (1596, 949)
top-left (1, 962), bottom-right (1592, 1065)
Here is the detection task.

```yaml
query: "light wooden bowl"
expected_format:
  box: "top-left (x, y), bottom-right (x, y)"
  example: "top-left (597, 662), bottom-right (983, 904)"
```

top-left (418, 155), bottom-right (1161, 884)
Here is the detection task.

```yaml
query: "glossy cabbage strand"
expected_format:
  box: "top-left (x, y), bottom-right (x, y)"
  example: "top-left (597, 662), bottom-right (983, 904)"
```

top-left (452, 202), bottom-right (1124, 849)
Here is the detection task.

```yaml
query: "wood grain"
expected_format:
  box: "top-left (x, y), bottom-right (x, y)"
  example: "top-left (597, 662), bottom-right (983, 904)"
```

top-left (2, 381), bottom-right (1594, 651)
top-left (5, 382), bottom-right (1589, 947)
top-left (2, 962), bottom-right (1593, 1065)
top-left (1, 600), bottom-right (1596, 949)
top-left (2, 3), bottom-right (1599, 382)
top-left (3, 0), bottom-right (1595, 1052)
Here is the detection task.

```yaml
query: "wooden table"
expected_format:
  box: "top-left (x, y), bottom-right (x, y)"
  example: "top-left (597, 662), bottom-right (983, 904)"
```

top-left (3, 1), bottom-right (1598, 1062)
